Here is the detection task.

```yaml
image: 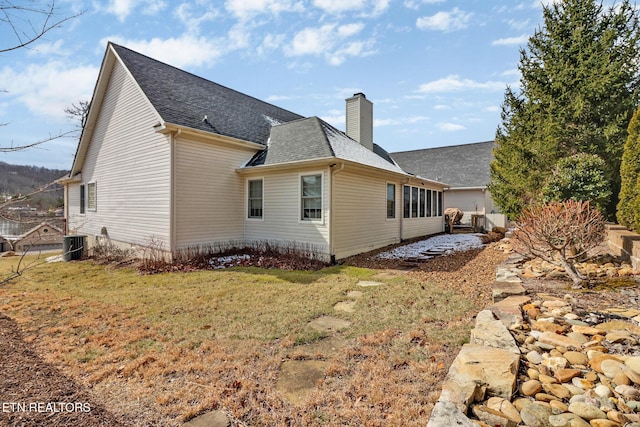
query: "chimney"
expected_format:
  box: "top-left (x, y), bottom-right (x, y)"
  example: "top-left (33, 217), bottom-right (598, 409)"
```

top-left (345, 92), bottom-right (373, 151)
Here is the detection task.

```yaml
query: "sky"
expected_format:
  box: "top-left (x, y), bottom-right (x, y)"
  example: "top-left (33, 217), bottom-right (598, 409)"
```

top-left (0, 0), bottom-right (564, 170)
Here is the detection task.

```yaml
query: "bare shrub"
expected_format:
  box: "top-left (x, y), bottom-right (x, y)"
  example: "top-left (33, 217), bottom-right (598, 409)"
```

top-left (512, 200), bottom-right (605, 288)
top-left (91, 237), bottom-right (134, 265)
top-left (139, 240), bottom-right (327, 273)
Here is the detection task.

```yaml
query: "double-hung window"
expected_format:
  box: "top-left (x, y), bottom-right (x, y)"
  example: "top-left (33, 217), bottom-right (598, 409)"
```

top-left (386, 183), bottom-right (396, 219)
top-left (301, 174), bottom-right (322, 220)
top-left (248, 179), bottom-right (263, 219)
top-left (79, 185), bottom-right (85, 214)
top-left (87, 182), bottom-right (97, 211)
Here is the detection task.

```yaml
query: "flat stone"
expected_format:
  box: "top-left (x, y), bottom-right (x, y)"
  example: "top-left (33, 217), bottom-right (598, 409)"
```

top-left (555, 368), bottom-right (581, 383)
top-left (600, 359), bottom-right (625, 378)
top-left (521, 379), bottom-right (543, 396)
top-left (538, 331), bottom-right (582, 350)
top-left (308, 316), bottom-right (351, 332)
top-left (568, 401), bottom-right (607, 420)
top-left (439, 344), bottom-right (519, 410)
top-left (563, 351), bottom-right (588, 366)
top-left (492, 281), bottom-right (526, 301)
top-left (543, 383), bottom-right (572, 399)
top-left (277, 360), bottom-right (331, 406)
top-left (590, 420), bottom-right (624, 427)
top-left (589, 355), bottom-right (623, 373)
top-left (626, 356), bottom-right (640, 375)
top-left (549, 413), bottom-right (590, 427)
top-left (184, 411), bottom-right (229, 427)
top-left (486, 397), bottom-right (522, 423)
top-left (426, 400), bottom-right (477, 427)
top-left (470, 310), bottom-right (520, 354)
top-left (595, 320), bottom-right (640, 335)
top-left (541, 357), bottom-right (568, 373)
top-left (486, 295), bottom-right (530, 329)
top-left (615, 384), bottom-right (640, 399)
top-left (520, 403), bottom-right (553, 427)
top-left (471, 404), bottom-right (517, 427)
top-left (333, 301), bottom-right (356, 313)
top-left (571, 325), bottom-right (605, 336)
top-left (357, 280), bottom-right (384, 287)
top-left (496, 266), bottom-right (522, 283)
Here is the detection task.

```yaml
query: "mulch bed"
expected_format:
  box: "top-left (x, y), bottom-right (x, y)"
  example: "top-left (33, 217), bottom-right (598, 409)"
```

top-left (0, 313), bottom-right (127, 426)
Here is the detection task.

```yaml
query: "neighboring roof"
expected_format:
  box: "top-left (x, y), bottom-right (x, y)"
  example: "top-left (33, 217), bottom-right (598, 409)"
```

top-left (391, 141), bottom-right (495, 188)
top-left (110, 43), bottom-right (303, 145)
top-left (246, 117), bottom-right (408, 175)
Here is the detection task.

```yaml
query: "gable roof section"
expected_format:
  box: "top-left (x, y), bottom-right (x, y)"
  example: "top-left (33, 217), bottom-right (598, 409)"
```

top-left (110, 43), bottom-right (303, 145)
top-left (246, 117), bottom-right (409, 176)
top-left (391, 141), bottom-right (495, 188)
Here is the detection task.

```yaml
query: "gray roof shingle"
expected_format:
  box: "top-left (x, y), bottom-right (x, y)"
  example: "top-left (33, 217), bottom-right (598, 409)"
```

top-left (391, 141), bottom-right (495, 188)
top-left (111, 43), bottom-right (303, 145)
top-left (247, 117), bottom-right (406, 174)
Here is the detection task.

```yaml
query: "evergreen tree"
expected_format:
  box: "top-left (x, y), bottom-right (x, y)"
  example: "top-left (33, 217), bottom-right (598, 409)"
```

top-left (617, 106), bottom-right (640, 232)
top-left (489, 0), bottom-right (640, 219)
top-left (542, 153), bottom-right (611, 213)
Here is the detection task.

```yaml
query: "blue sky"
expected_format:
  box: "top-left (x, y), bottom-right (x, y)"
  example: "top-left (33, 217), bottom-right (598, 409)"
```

top-left (1, 0), bottom-right (562, 169)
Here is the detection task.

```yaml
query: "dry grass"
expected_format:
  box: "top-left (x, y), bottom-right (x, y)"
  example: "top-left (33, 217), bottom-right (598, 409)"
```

top-left (0, 251), bottom-right (488, 426)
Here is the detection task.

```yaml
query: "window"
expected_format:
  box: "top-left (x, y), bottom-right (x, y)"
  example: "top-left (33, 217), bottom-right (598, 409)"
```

top-left (419, 188), bottom-right (426, 217)
top-left (248, 179), bottom-right (263, 219)
top-left (432, 190), bottom-right (438, 218)
top-left (411, 187), bottom-right (418, 217)
top-left (79, 185), bottom-right (85, 214)
top-left (301, 174), bottom-right (322, 220)
top-left (438, 191), bottom-right (443, 216)
top-left (87, 182), bottom-right (97, 211)
top-left (426, 189), bottom-right (432, 217)
top-left (403, 185), bottom-right (410, 218)
top-left (386, 183), bottom-right (396, 219)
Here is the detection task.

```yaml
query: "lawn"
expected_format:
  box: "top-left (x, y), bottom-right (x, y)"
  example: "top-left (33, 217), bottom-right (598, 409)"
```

top-left (0, 250), bottom-right (490, 426)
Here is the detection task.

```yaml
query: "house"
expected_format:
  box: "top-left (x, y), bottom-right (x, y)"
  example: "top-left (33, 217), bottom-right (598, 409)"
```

top-left (391, 141), bottom-right (507, 231)
top-left (59, 43), bottom-right (448, 262)
top-left (12, 221), bottom-right (64, 252)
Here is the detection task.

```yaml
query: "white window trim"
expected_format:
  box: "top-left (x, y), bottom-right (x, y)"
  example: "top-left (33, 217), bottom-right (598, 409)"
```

top-left (246, 177), bottom-right (265, 221)
top-left (386, 182), bottom-right (397, 221)
top-left (299, 172), bottom-right (324, 223)
top-left (87, 181), bottom-right (97, 212)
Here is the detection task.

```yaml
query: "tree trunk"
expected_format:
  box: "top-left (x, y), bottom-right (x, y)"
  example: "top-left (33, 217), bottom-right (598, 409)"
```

top-left (558, 255), bottom-right (586, 289)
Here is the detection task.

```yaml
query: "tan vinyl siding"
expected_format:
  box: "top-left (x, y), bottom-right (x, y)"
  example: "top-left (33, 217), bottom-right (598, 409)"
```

top-left (444, 189), bottom-right (486, 225)
top-left (67, 60), bottom-right (171, 247)
top-left (331, 170), bottom-right (400, 259)
top-left (244, 169), bottom-right (330, 257)
top-left (174, 137), bottom-right (257, 249)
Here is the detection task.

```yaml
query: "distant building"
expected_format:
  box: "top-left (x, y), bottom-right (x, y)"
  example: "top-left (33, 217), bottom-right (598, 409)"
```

top-left (12, 221), bottom-right (64, 252)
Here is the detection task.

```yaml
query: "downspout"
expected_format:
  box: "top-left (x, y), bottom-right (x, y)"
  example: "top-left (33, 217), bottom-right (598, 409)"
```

top-left (169, 129), bottom-right (181, 257)
top-left (329, 162), bottom-right (345, 263)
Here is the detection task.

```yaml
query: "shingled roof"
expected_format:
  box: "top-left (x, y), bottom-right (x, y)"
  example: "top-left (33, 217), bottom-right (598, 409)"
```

top-left (111, 43), bottom-right (303, 145)
top-left (247, 117), bottom-right (407, 175)
top-left (391, 141), bottom-right (495, 188)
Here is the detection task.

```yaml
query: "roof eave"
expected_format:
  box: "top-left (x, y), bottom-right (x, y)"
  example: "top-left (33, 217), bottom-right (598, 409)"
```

top-left (156, 122), bottom-right (265, 150)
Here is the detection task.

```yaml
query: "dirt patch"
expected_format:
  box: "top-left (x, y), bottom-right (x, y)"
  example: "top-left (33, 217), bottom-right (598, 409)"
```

top-left (0, 313), bottom-right (126, 427)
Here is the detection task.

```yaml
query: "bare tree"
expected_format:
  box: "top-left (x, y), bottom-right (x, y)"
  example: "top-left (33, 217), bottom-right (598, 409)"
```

top-left (1, 1), bottom-right (85, 152)
top-left (512, 200), bottom-right (606, 288)
top-left (1, 0), bottom-right (83, 53)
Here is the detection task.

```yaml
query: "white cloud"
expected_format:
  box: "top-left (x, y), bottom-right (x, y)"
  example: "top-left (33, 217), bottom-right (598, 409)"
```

top-left (418, 75), bottom-right (505, 93)
top-left (174, 3), bottom-right (220, 30)
top-left (492, 34), bottom-right (528, 46)
top-left (257, 33), bottom-right (286, 56)
top-left (416, 7), bottom-right (472, 32)
top-left (312, 0), bottom-right (389, 16)
top-left (286, 23), bottom-right (375, 65)
top-left (507, 18), bottom-right (530, 30)
top-left (404, 0), bottom-right (445, 10)
top-left (437, 122), bottom-right (465, 131)
top-left (0, 62), bottom-right (98, 120)
top-left (98, 0), bottom-right (167, 22)
top-left (104, 34), bottom-right (226, 68)
top-left (483, 105), bottom-right (500, 113)
top-left (374, 116), bottom-right (429, 126)
top-left (225, 0), bottom-right (304, 20)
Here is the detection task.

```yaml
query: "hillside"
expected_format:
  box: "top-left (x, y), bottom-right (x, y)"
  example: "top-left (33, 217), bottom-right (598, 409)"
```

top-left (0, 161), bottom-right (67, 210)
